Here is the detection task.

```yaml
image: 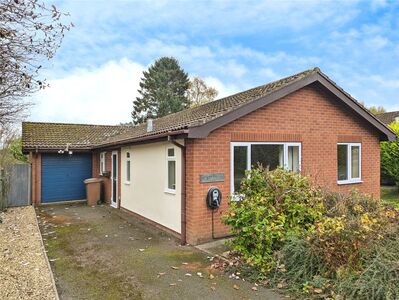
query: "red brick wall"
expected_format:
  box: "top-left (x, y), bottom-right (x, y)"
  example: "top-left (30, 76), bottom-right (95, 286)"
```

top-left (185, 83), bottom-right (381, 245)
top-left (92, 149), bottom-right (121, 206)
top-left (30, 152), bottom-right (41, 205)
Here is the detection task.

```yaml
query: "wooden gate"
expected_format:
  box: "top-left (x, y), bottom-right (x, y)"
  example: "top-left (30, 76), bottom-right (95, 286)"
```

top-left (0, 164), bottom-right (31, 208)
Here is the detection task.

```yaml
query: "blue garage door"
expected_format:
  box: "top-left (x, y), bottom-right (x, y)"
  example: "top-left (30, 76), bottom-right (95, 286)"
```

top-left (41, 154), bottom-right (92, 203)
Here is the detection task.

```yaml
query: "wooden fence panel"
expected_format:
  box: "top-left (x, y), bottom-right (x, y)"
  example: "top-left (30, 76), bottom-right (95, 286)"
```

top-left (4, 164), bottom-right (31, 207)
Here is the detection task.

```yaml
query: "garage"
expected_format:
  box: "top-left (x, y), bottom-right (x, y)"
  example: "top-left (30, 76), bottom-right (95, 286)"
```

top-left (41, 153), bottom-right (92, 203)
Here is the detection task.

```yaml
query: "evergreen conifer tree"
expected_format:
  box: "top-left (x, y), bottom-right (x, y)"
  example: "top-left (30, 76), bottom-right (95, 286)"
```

top-left (132, 57), bottom-right (190, 124)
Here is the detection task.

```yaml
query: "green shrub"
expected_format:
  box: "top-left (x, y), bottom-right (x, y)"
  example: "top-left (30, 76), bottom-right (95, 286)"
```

top-left (381, 123), bottom-right (399, 188)
top-left (336, 235), bottom-right (399, 300)
top-left (271, 237), bottom-right (330, 286)
top-left (223, 168), bottom-right (324, 273)
top-left (222, 167), bottom-right (399, 298)
top-left (322, 190), bottom-right (380, 218)
top-left (276, 192), bottom-right (399, 298)
top-left (309, 191), bottom-right (397, 271)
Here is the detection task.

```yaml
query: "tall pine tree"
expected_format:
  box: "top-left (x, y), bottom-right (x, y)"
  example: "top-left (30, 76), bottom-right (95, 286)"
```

top-left (132, 57), bottom-right (190, 124)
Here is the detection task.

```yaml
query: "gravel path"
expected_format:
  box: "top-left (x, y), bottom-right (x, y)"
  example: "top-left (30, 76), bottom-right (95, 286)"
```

top-left (0, 206), bottom-right (57, 300)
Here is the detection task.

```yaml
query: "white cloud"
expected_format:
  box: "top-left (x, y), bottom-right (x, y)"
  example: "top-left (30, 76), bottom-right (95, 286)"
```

top-left (28, 58), bottom-right (244, 124)
top-left (257, 68), bottom-right (280, 81)
top-left (369, 75), bottom-right (399, 89)
top-left (31, 0), bottom-right (399, 119)
top-left (202, 76), bottom-right (240, 99)
top-left (370, 0), bottom-right (388, 10)
top-left (29, 58), bottom-right (144, 124)
top-left (366, 35), bottom-right (389, 50)
top-left (57, 0), bottom-right (359, 35)
top-left (51, 0), bottom-right (359, 72)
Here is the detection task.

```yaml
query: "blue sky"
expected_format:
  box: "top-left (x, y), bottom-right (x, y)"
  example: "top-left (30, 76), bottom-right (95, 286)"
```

top-left (30, 0), bottom-right (399, 124)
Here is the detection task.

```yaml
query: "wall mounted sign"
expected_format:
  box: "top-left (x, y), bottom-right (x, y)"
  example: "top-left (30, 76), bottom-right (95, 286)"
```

top-left (200, 173), bottom-right (224, 183)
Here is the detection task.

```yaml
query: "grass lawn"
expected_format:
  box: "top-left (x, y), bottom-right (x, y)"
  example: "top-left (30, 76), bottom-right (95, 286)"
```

top-left (381, 185), bottom-right (399, 209)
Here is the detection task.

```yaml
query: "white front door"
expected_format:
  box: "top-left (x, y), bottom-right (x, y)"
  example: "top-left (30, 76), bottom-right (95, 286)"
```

top-left (111, 151), bottom-right (118, 208)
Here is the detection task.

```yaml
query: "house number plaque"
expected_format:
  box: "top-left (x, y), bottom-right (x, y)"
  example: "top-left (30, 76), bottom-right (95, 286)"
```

top-left (200, 173), bottom-right (224, 183)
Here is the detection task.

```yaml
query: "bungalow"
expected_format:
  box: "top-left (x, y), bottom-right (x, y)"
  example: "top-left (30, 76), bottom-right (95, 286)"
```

top-left (22, 67), bottom-right (396, 245)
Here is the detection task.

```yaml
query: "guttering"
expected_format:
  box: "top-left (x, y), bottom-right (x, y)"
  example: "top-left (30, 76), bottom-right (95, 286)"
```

top-left (22, 147), bottom-right (92, 154)
top-left (168, 136), bottom-right (187, 246)
top-left (94, 129), bottom-right (189, 150)
top-left (22, 130), bottom-right (190, 154)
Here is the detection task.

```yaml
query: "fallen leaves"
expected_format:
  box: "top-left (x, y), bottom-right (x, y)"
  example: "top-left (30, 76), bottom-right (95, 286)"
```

top-left (233, 284), bottom-right (240, 290)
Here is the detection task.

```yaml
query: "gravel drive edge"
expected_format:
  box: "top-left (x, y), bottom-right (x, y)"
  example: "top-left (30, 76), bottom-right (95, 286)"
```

top-left (33, 207), bottom-right (60, 300)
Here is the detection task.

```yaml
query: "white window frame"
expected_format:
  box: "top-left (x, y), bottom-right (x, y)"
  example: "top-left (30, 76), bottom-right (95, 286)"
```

top-left (125, 151), bottom-right (131, 184)
top-left (230, 142), bottom-right (302, 194)
top-left (111, 151), bottom-right (118, 208)
top-left (337, 143), bottom-right (362, 185)
top-left (99, 152), bottom-right (106, 175)
top-left (165, 147), bottom-right (177, 194)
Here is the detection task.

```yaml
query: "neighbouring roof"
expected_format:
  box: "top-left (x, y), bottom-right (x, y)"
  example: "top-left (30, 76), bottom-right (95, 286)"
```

top-left (376, 111), bottom-right (399, 125)
top-left (22, 67), bottom-right (396, 152)
top-left (22, 122), bottom-right (131, 152)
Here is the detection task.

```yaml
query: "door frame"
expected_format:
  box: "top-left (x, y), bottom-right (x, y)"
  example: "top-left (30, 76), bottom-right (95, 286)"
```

top-left (111, 151), bottom-right (118, 208)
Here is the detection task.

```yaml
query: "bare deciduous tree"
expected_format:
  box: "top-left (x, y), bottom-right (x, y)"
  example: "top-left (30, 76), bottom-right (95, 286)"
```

top-left (0, 126), bottom-right (15, 156)
top-left (0, 0), bottom-right (72, 126)
top-left (0, 125), bottom-right (17, 211)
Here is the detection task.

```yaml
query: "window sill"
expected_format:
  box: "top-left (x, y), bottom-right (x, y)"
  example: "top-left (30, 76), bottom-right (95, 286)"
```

top-left (124, 181), bottom-right (131, 185)
top-left (337, 180), bottom-right (363, 185)
top-left (164, 189), bottom-right (176, 195)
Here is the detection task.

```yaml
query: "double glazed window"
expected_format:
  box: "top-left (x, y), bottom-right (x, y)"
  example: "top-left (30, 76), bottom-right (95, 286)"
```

top-left (99, 152), bottom-right (106, 174)
top-left (166, 148), bottom-right (176, 192)
top-left (337, 143), bottom-right (361, 184)
top-left (231, 142), bottom-right (301, 193)
top-left (126, 152), bottom-right (131, 183)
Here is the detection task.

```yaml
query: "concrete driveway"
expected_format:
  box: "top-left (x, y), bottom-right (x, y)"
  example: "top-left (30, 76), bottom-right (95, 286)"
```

top-left (36, 203), bottom-right (282, 300)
